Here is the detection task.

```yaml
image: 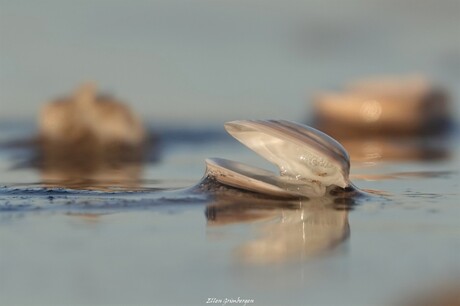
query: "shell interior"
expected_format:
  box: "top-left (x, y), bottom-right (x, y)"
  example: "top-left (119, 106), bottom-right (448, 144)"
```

top-left (205, 158), bottom-right (317, 198)
top-left (206, 120), bottom-right (351, 197)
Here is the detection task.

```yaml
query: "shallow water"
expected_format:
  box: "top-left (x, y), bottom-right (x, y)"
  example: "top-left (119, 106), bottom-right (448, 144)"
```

top-left (0, 123), bottom-right (459, 306)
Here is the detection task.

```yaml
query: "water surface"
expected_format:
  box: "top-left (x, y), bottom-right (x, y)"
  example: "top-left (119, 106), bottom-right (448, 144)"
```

top-left (1, 123), bottom-right (459, 306)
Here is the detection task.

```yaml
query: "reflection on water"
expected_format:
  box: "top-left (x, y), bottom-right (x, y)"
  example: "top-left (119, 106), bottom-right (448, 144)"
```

top-left (397, 279), bottom-right (460, 306)
top-left (206, 194), bottom-right (354, 264)
top-left (65, 212), bottom-right (104, 223)
top-left (37, 143), bottom-right (145, 191)
top-left (2, 130), bottom-right (160, 192)
top-left (313, 117), bottom-right (451, 163)
top-left (352, 170), bottom-right (456, 182)
top-left (340, 136), bottom-right (450, 163)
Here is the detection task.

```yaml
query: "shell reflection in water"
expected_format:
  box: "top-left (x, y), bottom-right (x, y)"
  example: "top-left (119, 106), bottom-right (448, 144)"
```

top-left (397, 279), bottom-right (460, 306)
top-left (206, 195), bottom-right (352, 264)
top-left (340, 137), bottom-right (450, 163)
top-left (38, 144), bottom-right (144, 191)
top-left (204, 120), bottom-right (352, 198)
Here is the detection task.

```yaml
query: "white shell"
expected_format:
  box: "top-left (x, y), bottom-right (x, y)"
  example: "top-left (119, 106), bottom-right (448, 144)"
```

top-left (205, 120), bottom-right (351, 197)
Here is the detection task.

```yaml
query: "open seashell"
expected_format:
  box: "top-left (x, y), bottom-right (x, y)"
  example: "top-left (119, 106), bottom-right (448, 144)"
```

top-left (204, 120), bottom-right (351, 198)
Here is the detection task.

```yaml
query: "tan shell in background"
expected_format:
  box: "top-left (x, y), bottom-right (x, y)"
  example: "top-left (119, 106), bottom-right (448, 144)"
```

top-left (313, 75), bottom-right (450, 136)
top-left (39, 83), bottom-right (146, 147)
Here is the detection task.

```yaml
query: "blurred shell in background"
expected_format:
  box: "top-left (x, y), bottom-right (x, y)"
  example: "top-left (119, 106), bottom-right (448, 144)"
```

top-left (313, 75), bottom-right (451, 137)
top-left (39, 83), bottom-right (146, 147)
top-left (36, 83), bottom-right (150, 190)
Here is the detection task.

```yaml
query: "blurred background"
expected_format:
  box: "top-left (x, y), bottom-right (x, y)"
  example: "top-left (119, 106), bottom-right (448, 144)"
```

top-left (1, 2), bottom-right (460, 306)
top-left (1, 0), bottom-right (459, 126)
